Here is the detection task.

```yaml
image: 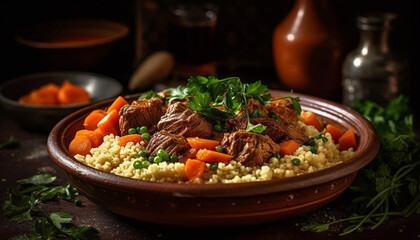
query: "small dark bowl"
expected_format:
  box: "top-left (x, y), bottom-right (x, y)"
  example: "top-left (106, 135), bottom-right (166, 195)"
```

top-left (15, 19), bottom-right (130, 70)
top-left (47, 91), bottom-right (379, 227)
top-left (0, 71), bottom-right (123, 132)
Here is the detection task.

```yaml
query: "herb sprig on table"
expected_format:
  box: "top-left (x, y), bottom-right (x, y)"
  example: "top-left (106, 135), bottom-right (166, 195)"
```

top-left (3, 174), bottom-right (100, 240)
top-left (301, 96), bottom-right (420, 235)
top-left (163, 76), bottom-right (301, 133)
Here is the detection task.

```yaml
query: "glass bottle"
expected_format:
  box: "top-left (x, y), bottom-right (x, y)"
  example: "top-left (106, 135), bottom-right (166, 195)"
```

top-left (341, 12), bottom-right (409, 107)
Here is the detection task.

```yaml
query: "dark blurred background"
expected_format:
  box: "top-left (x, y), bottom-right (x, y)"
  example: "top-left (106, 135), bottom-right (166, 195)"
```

top-left (0, 0), bottom-right (418, 106)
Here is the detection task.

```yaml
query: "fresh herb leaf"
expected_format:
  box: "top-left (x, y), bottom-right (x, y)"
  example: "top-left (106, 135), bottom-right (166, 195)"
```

top-left (246, 122), bottom-right (267, 133)
top-left (0, 136), bottom-right (18, 149)
top-left (17, 174), bottom-right (56, 185)
top-left (50, 212), bottom-right (73, 229)
top-left (138, 90), bottom-right (159, 100)
top-left (3, 189), bottom-right (40, 222)
top-left (3, 174), bottom-right (78, 222)
top-left (165, 85), bottom-right (188, 103)
top-left (11, 212), bottom-right (100, 240)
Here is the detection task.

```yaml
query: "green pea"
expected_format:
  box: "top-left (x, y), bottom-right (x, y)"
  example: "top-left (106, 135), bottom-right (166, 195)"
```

top-left (154, 156), bottom-right (163, 163)
top-left (210, 163), bottom-right (218, 171)
top-left (142, 132), bottom-right (151, 141)
top-left (128, 128), bottom-right (137, 135)
top-left (170, 155), bottom-right (179, 163)
top-left (148, 156), bottom-right (156, 163)
top-left (310, 146), bottom-right (318, 154)
top-left (157, 149), bottom-right (169, 161)
top-left (215, 145), bottom-right (224, 153)
top-left (136, 126), bottom-right (142, 134)
top-left (292, 158), bottom-right (301, 166)
top-left (138, 150), bottom-right (147, 158)
top-left (139, 126), bottom-right (148, 134)
top-left (133, 160), bottom-right (142, 169)
top-left (272, 153), bottom-right (281, 159)
top-left (141, 160), bottom-right (151, 168)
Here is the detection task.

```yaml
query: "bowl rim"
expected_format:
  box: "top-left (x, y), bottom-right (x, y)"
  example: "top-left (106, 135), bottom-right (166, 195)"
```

top-left (47, 91), bottom-right (380, 198)
top-left (15, 18), bottom-right (130, 49)
top-left (0, 71), bottom-right (123, 110)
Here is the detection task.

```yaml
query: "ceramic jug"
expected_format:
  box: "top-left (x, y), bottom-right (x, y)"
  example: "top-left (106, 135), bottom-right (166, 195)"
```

top-left (272, 0), bottom-right (349, 99)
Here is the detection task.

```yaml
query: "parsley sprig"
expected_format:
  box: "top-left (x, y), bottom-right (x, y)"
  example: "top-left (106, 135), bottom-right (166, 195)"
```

top-left (10, 212), bottom-right (100, 240)
top-left (164, 76), bottom-right (301, 134)
top-left (301, 95), bottom-right (420, 236)
top-left (4, 174), bottom-right (100, 239)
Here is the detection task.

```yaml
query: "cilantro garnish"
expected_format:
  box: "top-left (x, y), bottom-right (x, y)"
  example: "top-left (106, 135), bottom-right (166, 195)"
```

top-left (164, 76), bottom-right (301, 134)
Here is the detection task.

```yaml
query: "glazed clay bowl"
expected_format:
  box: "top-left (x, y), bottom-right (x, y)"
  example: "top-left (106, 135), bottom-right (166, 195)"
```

top-left (47, 90), bottom-right (379, 227)
top-left (0, 71), bottom-right (123, 132)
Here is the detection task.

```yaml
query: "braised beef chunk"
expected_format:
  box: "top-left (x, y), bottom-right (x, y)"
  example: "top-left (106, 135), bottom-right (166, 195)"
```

top-left (221, 131), bottom-right (280, 166)
top-left (250, 117), bottom-right (309, 144)
top-left (227, 112), bottom-right (247, 133)
top-left (226, 98), bottom-right (308, 144)
top-left (119, 98), bottom-right (164, 136)
top-left (247, 98), bottom-right (269, 117)
top-left (157, 102), bottom-right (213, 138)
top-left (265, 99), bottom-right (299, 126)
top-left (249, 117), bottom-right (286, 143)
top-left (146, 130), bottom-right (190, 157)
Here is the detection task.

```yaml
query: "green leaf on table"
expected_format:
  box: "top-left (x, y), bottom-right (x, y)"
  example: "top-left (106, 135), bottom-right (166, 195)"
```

top-left (50, 212), bottom-right (73, 229)
top-left (0, 136), bottom-right (18, 149)
top-left (3, 189), bottom-right (40, 222)
top-left (17, 174), bottom-right (56, 186)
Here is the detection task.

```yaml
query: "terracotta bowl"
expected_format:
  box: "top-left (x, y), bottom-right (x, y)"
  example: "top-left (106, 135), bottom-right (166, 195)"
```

top-left (15, 19), bottom-right (129, 70)
top-left (47, 90), bottom-right (379, 227)
top-left (0, 71), bottom-right (123, 132)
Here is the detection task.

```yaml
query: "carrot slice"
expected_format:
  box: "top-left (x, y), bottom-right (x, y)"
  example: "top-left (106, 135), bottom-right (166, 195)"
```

top-left (179, 148), bottom-right (198, 163)
top-left (97, 109), bottom-right (120, 136)
top-left (185, 159), bottom-right (206, 182)
top-left (69, 135), bottom-right (92, 156)
top-left (75, 129), bottom-right (104, 148)
top-left (118, 134), bottom-right (143, 146)
top-left (19, 83), bottom-right (60, 105)
top-left (107, 96), bottom-right (128, 113)
top-left (338, 129), bottom-right (357, 151)
top-left (324, 124), bottom-right (344, 144)
top-left (57, 80), bottom-right (90, 104)
top-left (301, 111), bottom-right (323, 131)
top-left (83, 109), bottom-right (107, 130)
top-left (195, 149), bottom-right (232, 163)
top-left (279, 139), bottom-right (300, 157)
top-left (186, 137), bottom-right (220, 150)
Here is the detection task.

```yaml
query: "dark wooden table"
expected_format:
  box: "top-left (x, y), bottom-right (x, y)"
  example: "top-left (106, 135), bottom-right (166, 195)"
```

top-left (1, 106), bottom-right (419, 240)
